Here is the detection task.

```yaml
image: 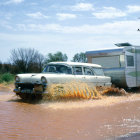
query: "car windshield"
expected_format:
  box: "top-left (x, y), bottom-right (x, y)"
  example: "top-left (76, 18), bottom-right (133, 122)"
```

top-left (92, 68), bottom-right (104, 76)
top-left (43, 64), bottom-right (72, 74)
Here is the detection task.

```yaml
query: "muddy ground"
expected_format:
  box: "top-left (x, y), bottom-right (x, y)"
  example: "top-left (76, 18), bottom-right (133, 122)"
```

top-left (1, 83), bottom-right (140, 140)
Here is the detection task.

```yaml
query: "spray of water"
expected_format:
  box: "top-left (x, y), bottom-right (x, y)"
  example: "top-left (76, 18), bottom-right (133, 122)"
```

top-left (42, 82), bottom-right (127, 101)
top-left (101, 87), bottom-right (127, 96)
top-left (43, 81), bottom-right (100, 101)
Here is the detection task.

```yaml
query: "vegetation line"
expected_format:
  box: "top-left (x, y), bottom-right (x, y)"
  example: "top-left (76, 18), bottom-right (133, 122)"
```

top-left (0, 48), bottom-right (86, 75)
top-left (0, 73), bottom-right (14, 84)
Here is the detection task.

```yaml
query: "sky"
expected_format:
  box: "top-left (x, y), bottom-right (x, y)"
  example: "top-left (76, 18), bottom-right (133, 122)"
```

top-left (1, 0), bottom-right (140, 62)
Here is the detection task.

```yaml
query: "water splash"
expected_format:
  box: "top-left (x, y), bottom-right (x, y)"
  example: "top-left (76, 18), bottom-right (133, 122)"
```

top-left (43, 82), bottom-right (126, 101)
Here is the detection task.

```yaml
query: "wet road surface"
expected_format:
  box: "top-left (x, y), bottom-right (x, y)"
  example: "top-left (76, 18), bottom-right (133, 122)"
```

top-left (0, 91), bottom-right (140, 140)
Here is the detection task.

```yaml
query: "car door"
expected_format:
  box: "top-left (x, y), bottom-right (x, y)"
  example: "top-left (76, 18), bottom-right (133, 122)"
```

top-left (73, 66), bottom-right (86, 82)
top-left (47, 65), bottom-right (75, 84)
top-left (54, 65), bottom-right (75, 84)
top-left (125, 50), bottom-right (136, 87)
top-left (83, 66), bottom-right (98, 87)
top-left (92, 68), bottom-right (109, 86)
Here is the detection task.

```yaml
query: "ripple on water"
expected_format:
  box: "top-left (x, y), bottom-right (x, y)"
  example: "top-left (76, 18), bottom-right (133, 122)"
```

top-left (115, 132), bottom-right (140, 140)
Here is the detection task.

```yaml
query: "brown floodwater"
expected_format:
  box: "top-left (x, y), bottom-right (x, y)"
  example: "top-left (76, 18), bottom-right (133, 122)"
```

top-left (0, 91), bottom-right (140, 140)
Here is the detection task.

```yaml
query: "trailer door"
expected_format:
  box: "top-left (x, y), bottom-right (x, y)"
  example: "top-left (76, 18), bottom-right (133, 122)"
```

top-left (125, 51), bottom-right (136, 87)
top-left (136, 48), bottom-right (140, 86)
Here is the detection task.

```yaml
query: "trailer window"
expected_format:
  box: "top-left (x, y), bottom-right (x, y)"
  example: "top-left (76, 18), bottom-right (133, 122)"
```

top-left (126, 55), bottom-right (134, 67)
top-left (92, 56), bottom-right (120, 68)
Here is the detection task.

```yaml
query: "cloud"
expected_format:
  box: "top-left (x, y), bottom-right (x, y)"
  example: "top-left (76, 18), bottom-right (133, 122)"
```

top-left (0, 20), bottom-right (13, 30)
top-left (56, 13), bottom-right (77, 20)
top-left (1, 20), bottom-right (140, 62)
top-left (26, 12), bottom-right (49, 19)
top-left (93, 7), bottom-right (126, 19)
top-left (15, 20), bottom-right (140, 35)
top-left (127, 5), bottom-right (140, 13)
top-left (5, 0), bottom-right (24, 4)
top-left (72, 3), bottom-right (94, 11)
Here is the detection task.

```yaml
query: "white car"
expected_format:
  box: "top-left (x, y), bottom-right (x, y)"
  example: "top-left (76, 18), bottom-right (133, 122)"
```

top-left (14, 62), bottom-right (111, 99)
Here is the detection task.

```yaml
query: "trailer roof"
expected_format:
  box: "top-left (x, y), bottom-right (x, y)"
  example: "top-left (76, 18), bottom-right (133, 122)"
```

top-left (115, 42), bottom-right (132, 47)
top-left (86, 47), bottom-right (124, 57)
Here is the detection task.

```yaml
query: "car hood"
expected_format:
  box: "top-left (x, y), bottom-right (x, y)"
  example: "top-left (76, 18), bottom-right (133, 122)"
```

top-left (16, 73), bottom-right (63, 83)
top-left (16, 73), bottom-right (41, 83)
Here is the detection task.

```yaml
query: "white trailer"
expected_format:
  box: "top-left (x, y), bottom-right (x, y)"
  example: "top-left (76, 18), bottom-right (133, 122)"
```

top-left (86, 43), bottom-right (140, 88)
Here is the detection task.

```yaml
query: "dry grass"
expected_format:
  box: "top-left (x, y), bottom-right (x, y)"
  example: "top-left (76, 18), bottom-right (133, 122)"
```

top-left (0, 82), bottom-right (14, 92)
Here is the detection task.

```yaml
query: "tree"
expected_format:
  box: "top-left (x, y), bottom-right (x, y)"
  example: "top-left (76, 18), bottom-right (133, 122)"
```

top-left (0, 61), bottom-right (13, 73)
top-left (2, 63), bottom-right (12, 73)
top-left (72, 52), bottom-right (87, 63)
top-left (10, 48), bottom-right (44, 73)
top-left (36, 53), bottom-right (45, 72)
top-left (44, 51), bottom-right (68, 64)
top-left (0, 61), bottom-right (2, 72)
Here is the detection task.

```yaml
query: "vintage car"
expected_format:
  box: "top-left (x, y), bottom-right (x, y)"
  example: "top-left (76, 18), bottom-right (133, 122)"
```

top-left (14, 62), bottom-right (111, 99)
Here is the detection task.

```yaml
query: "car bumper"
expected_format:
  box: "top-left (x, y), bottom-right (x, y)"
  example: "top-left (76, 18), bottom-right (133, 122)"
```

top-left (14, 83), bottom-right (47, 94)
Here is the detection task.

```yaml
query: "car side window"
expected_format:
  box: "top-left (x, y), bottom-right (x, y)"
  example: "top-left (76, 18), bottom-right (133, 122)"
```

top-left (73, 67), bottom-right (83, 75)
top-left (92, 68), bottom-right (104, 76)
top-left (48, 66), bottom-right (56, 72)
top-left (43, 65), bottom-right (72, 74)
top-left (59, 66), bottom-right (72, 74)
top-left (84, 67), bottom-right (94, 75)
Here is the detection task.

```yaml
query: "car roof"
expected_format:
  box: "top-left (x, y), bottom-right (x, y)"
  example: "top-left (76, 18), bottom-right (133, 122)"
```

top-left (48, 62), bottom-right (102, 68)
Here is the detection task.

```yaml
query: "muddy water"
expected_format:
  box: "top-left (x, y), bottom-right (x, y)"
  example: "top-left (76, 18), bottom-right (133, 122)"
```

top-left (0, 91), bottom-right (140, 140)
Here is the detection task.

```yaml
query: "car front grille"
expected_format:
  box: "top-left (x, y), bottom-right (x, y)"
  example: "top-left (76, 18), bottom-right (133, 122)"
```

top-left (16, 83), bottom-right (34, 90)
top-left (15, 82), bottom-right (47, 94)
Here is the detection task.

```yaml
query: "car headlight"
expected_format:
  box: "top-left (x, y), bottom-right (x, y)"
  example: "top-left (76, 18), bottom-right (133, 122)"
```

top-left (15, 76), bottom-right (20, 82)
top-left (41, 77), bottom-right (47, 84)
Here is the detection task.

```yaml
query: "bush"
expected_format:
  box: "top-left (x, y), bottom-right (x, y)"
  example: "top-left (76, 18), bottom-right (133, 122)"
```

top-left (0, 73), bottom-right (14, 83)
top-left (0, 77), bottom-right (2, 83)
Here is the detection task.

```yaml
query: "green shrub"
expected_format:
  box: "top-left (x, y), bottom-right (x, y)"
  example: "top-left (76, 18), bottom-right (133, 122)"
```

top-left (0, 73), bottom-right (14, 83)
top-left (0, 77), bottom-right (2, 83)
